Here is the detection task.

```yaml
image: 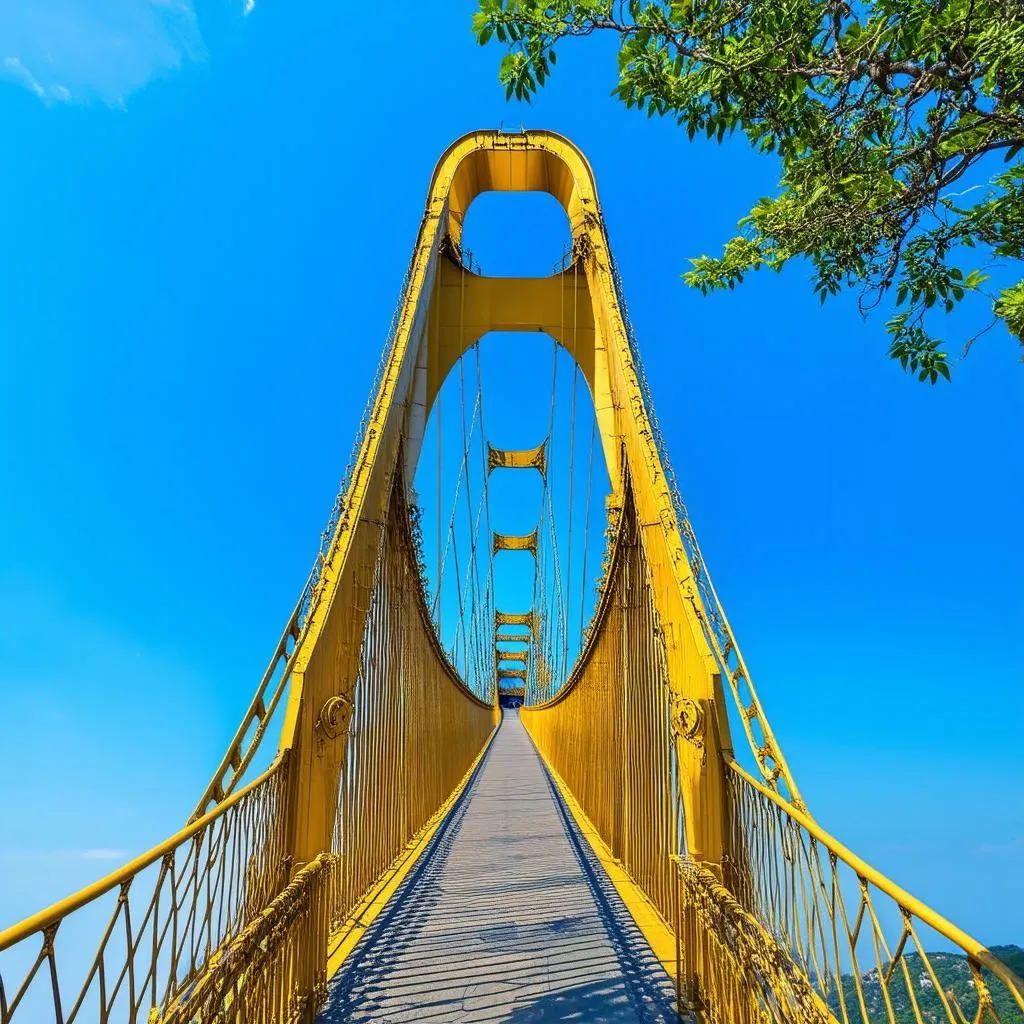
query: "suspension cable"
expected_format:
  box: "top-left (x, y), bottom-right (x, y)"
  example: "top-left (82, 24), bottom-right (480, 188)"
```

top-left (579, 414), bottom-right (597, 639)
top-left (563, 258), bottom-right (580, 682)
top-left (474, 340), bottom-right (497, 701)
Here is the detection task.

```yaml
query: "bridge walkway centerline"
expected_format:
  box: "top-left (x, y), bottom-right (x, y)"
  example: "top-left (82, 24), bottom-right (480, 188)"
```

top-left (319, 709), bottom-right (679, 1023)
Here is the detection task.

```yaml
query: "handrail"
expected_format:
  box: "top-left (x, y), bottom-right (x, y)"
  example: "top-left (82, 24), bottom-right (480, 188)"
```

top-left (727, 758), bottom-right (1024, 1006)
top-left (0, 757), bottom-right (284, 952)
top-left (158, 853), bottom-right (334, 1024)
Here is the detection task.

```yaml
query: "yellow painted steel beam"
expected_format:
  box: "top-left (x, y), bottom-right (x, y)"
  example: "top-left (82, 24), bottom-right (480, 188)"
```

top-left (493, 530), bottom-right (538, 556)
top-left (403, 129), bottom-right (775, 866)
top-left (495, 630), bottom-right (531, 644)
top-left (495, 610), bottom-right (535, 632)
top-left (279, 132), bottom-right (768, 874)
top-left (498, 650), bottom-right (528, 664)
top-left (487, 441), bottom-right (547, 478)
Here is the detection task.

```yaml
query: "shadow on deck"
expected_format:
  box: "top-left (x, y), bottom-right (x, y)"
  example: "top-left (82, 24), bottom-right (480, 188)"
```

top-left (319, 711), bottom-right (678, 1024)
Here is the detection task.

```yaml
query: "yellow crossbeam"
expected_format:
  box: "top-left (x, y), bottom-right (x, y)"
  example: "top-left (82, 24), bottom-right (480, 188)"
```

top-left (493, 530), bottom-right (538, 556)
top-left (496, 630), bottom-right (531, 644)
top-left (495, 611), bottom-right (535, 631)
top-left (487, 441), bottom-right (547, 479)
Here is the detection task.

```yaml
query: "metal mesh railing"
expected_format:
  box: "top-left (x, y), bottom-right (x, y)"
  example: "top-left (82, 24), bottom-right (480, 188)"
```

top-left (160, 853), bottom-right (334, 1024)
top-left (522, 483), bottom-right (680, 925)
top-left (0, 762), bottom-right (289, 1024)
top-left (718, 765), bottom-right (1024, 1024)
top-left (191, 220), bottom-right (430, 821)
top-left (330, 476), bottom-right (498, 928)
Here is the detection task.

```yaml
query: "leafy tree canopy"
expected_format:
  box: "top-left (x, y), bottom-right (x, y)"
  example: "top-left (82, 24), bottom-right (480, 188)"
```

top-left (473, 0), bottom-right (1024, 380)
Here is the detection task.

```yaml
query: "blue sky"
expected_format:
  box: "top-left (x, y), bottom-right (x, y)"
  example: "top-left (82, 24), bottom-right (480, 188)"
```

top-left (0, 0), bottom-right (1021, 950)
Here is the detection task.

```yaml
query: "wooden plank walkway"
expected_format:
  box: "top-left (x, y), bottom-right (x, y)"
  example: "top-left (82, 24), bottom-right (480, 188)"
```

top-left (319, 710), bottom-right (679, 1023)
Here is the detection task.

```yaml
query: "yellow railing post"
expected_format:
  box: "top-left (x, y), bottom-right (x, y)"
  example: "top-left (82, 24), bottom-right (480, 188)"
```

top-left (665, 645), bottom-right (733, 874)
top-left (278, 526), bottom-right (381, 873)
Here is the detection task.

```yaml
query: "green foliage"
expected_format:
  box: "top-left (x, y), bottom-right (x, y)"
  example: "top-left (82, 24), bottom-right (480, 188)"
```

top-left (474, 0), bottom-right (1024, 379)
top-left (995, 279), bottom-right (1024, 337)
top-left (827, 947), bottom-right (1024, 1024)
top-left (993, 944), bottom-right (1024, 981)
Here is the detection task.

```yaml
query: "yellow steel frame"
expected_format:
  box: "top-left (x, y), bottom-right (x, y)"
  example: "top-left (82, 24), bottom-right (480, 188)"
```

top-left (349, 128), bottom-right (776, 868)
top-left (487, 441), bottom-right (547, 478)
top-left (492, 529), bottom-right (539, 555)
top-left (495, 610), bottom-right (536, 630)
top-left (328, 468), bottom-right (497, 930)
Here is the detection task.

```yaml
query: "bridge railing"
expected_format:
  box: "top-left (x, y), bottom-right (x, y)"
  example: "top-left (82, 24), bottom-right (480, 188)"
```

top-left (328, 477), bottom-right (498, 932)
top-left (188, 210), bottom-right (423, 825)
top-left (522, 483), bottom-right (680, 927)
top-left (0, 473), bottom-right (498, 1024)
top-left (672, 762), bottom-right (1024, 1024)
top-left (160, 853), bottom-right (334, 1024)
top-left (0, 760), bottom-right (290, 1024)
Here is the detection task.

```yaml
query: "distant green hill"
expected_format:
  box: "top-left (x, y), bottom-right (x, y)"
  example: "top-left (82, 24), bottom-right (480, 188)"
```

top-left (994, 945), bottom-right (1024, 983)
top-left (824, 945), bottom-right (1024, 1024)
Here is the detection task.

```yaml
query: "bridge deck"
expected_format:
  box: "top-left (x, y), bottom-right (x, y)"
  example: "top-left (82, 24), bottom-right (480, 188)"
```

top-left (319, 710), bottom-right (678, 1023)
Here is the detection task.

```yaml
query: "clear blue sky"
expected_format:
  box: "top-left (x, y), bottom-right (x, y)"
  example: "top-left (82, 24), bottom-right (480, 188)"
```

top-left (0, 0), bottom-right (1021, 947)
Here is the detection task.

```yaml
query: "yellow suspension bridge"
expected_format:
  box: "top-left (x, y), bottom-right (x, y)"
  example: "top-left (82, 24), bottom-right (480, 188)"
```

top-left (1, 130), bottom-right (1021, 1024)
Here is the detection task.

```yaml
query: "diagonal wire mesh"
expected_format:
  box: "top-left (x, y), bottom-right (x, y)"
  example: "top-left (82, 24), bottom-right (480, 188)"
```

top-left (0, 762), bottom-right (289, 1024)
top-left (711, 766), bottom-right (1024, 1024)
top-left (159, 853), bottom-right (334, 1024)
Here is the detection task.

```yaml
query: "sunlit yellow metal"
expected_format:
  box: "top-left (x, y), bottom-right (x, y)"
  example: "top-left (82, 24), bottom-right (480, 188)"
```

top-left (496, 629), bottom-right (531, 644)
top-left (717, 762), bottom-right (1024, 1024)
top-left (523, 484), bottom-right (679, 922)
top-left (0, 761), bottom-right (290, 1022)
top-left (2, 130), bottom-right (1021, 1024)
top-left (160, 853), bottom-right (335, 1024)
top-left (329, 471), bottom-right (497, 929)
top-left (397, 129), bottom-right (769, 866)
top-left (492, 529), bottom-right (538, 555)
top-left (674, 856), bottom-right (836, 1024)
top-left (495, 610), bottom-right (536, 632)
top-left (487, 441), bottom-right (547, 478)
